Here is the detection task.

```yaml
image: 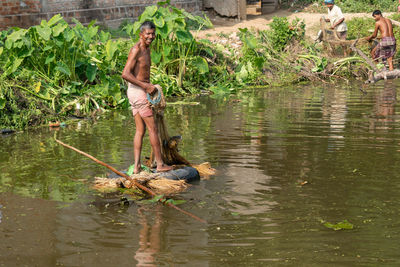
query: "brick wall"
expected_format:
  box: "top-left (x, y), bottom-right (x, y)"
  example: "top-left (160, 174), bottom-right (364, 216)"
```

top-left (0, 0), bottom-right (203, 30)
top-left (0, 0), bottom-right (41, 16)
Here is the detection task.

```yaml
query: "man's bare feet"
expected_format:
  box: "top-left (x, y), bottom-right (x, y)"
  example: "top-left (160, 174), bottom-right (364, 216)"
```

top-left (156, 164), bottom-right (173, 173)
top-left (133, 165), bottom-right (142, 174)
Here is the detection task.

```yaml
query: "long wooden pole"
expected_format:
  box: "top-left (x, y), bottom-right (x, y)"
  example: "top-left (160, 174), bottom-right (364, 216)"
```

top-left (55, 139), bottom-right (206, 224)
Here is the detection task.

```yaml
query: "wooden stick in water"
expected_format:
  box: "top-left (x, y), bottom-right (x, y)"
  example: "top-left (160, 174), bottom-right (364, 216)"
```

top-left (55, 138), bottom-right (206, 224)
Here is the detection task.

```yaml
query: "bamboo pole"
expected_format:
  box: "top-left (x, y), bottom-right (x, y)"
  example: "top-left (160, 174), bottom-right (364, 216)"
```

top-left (55, 139), bottom-right (206, 224)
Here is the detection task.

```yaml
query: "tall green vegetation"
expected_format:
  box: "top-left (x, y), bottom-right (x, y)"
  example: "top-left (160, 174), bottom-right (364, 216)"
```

top-left (124, 0), bottom-right (213, 95)
top-left (0, 1), bottom-right (215, 129)
top-left (231, 17), bottom-right (307, 87)
top-left (336, 0), bottom-right (397, 13)
top-left (0, 14), bottom-right (130, 128)
top-left (287, 0), bottom-right (397, 13)
top-left (269, 17), bottom-right (306, 51)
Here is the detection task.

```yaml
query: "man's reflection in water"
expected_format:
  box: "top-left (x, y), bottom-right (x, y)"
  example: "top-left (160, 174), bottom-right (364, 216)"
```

top-left (373, 82), bottom-right (397, 130)
top-left (134, 206), bottom-right (162, 267)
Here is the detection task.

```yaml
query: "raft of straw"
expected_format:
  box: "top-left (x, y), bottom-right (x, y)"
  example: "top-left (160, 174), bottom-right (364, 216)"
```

top-left (94, 162), bottom-right (215, 194)
top-left (93, 85), bottom-right (215, 195)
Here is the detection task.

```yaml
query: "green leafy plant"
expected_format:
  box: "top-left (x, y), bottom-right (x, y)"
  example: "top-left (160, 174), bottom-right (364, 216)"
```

top-left (124, 0), bottom-right (212, 94)
top-left (298, 54), bottom-right (328, 73)
top-left (0, 14), bottom-right (131, 129)
top-left (284, 0), bottom-right (397, 13)
top-left (336, 0), bottom-right (397, 13)
top-left (269, 17), bottom-right (305, 51)
top-left (322, 219), bottom-right (354, 231)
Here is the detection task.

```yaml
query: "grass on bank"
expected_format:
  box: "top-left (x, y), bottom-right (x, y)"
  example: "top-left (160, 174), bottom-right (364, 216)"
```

top-left (285, 0), bottom-right (398, 13)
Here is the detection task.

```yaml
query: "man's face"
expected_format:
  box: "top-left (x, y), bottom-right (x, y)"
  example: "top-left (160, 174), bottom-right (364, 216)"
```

top-left (140, 28), bottom-right (156, 46)
top-left (326, 3), bottom-right (334, 10)
top-left (373, 15), bottom-right (381, 21)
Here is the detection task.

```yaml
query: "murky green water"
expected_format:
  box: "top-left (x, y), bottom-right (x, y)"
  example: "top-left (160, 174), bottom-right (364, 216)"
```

top-left (2, 80), bottom-right (400, 266)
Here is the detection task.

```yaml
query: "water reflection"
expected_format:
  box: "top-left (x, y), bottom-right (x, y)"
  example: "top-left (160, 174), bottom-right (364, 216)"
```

top-left (1, 81), bottom-right (400, 265)
top-left (134, 206), bottom-right (162, 267)
top-left (325, 87), bottom-right (347, 143)
top-left (374, 81), bottom-right (397, 128)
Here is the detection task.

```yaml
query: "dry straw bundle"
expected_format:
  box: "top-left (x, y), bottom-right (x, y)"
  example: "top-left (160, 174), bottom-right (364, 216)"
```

top-left (93, 86), bottom-right (216, 195)
top-left (93, 162), bottom-right (215, 195)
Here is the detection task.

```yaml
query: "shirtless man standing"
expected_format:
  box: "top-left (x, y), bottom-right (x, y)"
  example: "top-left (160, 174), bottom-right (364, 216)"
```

top-left (367, 10), bottom-right (397, 71)
top-left (122, 21), bottom-right (172, 174)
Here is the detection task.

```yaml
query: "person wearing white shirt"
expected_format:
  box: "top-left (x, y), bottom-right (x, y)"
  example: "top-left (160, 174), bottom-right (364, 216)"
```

top-left (323, 0), bottom-right (348, 40)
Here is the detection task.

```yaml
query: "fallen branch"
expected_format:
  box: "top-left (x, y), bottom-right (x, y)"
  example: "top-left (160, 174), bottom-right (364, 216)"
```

top-left (390, 19), bottom-right (400, 28)
top-left (350, 39), bottom-right (379, 72)
top-left (55, 138), bottom-right (206, 223)
top-left (366, 69), bottom-right (400, 83)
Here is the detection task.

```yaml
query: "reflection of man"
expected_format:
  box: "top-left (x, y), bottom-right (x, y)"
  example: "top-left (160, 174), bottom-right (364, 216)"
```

top-left (367, 10), bottom-right (396, 71)
top-left (376, 83), bottom-right (396, 119)
top-left (323, 0), bottom-right (347, 40)
top-left (134, 207), bottom-right (161, 267)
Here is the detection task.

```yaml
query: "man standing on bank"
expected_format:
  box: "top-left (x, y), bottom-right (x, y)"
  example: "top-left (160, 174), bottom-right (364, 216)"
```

top-left (323, 0), bottom-right (348, 40)
top-left (122, 21), bottom-right (173, 174)
top-left (367, 10), bottom-right (396, 71)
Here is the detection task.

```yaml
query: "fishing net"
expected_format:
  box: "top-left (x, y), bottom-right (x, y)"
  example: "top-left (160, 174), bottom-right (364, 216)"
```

top-left (146, 85), bottom-right (191, 166)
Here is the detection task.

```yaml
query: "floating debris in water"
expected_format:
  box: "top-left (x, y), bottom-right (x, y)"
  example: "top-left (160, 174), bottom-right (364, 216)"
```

top-left (322, 219), bottom-right (354, 231)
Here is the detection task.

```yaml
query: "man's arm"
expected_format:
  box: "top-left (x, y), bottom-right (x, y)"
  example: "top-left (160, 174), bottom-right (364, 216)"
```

top-left (121, 47), bottom-right (154, 92)
top-left (367, 23), bottom-right (379, 41)
top-left (331, 18), bottom-right (344, 30)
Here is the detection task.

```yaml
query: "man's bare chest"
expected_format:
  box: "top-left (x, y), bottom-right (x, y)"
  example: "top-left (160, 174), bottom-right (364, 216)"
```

top-left (137, 51), bottom-right (151, 67)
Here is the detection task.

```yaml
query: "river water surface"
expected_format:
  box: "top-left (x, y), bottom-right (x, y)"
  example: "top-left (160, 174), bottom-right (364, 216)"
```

top-left (1, 81), bottom-right (400, 266)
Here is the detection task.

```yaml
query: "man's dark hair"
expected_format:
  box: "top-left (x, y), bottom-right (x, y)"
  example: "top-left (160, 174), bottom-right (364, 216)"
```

top-left (372, 10), bottom-right (382, 17)
top-left (140, 21), bottom-right (156, 32)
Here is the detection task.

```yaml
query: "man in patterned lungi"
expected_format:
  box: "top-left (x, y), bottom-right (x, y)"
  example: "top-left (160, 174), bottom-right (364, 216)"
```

top-left (367, 10), bottom-right (397, 71)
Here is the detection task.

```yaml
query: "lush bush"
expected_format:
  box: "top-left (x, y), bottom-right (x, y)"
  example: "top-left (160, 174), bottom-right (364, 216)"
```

top-left (346, 17), bottom-right (375, 40)
top-left (268, 17), bottom-right (305, 51)
top-left (285, 0), bottom-right (397, 13)
top-left (0, 15), bottom-right (133, 129)
top-left (233, 17), bottom-right (309, 86)
top-left (337, 0), bottom-right (397, 13)
top-left (124, 0), bottom-right (213, 95)
top-left (0, 1), bottom-right (217, 129)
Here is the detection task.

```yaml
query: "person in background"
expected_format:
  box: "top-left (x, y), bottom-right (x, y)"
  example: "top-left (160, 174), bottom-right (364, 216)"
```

top-left (367, 10), bottom-right (396, 71)
top-left (323, 0), bottom-right (348, 40)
